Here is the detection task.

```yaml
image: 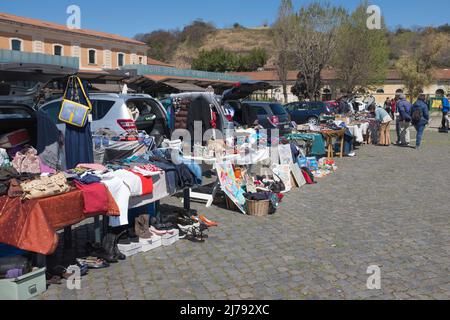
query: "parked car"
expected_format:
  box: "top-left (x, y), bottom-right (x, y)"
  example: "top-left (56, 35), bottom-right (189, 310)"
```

top-left (39, 93), bottom-right (170, 146)
top-left (239, 101), bottom-right (295, 134)
top-left (167, 81), bottom-right (273, 135)
top-left (284, 101), bottom-right (335, 125)
top-left (219, 81), bottom-right (295, 133)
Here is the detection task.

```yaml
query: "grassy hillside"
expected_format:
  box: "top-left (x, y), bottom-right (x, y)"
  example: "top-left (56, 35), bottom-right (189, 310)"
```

top-left (137, 24), bottom-right (450, 70)
top-left (170, 28), bottom-right (275, 69)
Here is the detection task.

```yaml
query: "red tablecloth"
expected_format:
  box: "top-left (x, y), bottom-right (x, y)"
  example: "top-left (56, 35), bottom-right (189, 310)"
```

top-left (0, 189), bottom-right (119, 255)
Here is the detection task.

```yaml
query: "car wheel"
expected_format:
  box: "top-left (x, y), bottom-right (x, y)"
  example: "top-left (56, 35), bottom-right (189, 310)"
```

top-left (307, 117), bottom-right (319, 125)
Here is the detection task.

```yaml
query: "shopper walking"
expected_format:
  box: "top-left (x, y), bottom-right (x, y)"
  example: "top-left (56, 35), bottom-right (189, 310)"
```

top-left (368, 104), bottom-right (392, 146)
top-left (440, 93), bottom-right (449, 133)
top-left (411, 93), bottom-right (430, 150)
top-left (396, 93), bottom-right (412, 146)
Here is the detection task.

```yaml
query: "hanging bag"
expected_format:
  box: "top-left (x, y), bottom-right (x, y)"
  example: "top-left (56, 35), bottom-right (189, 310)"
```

top-left (58, 76), bottom-right (92, 128)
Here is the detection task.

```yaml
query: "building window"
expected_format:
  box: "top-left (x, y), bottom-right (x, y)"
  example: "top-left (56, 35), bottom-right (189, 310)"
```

top-left (88, 49), bottom-right (97, 64)
top-left (139, 56), bottom-right (143, 64)
top-left (376, 88), bottom-right (385, 94)
top-left (53, 45), bottom-right (63, 56)
top-left (11, 39), bottom-right (23, 51)
top-left (118, 53), bottom-right (125, 67)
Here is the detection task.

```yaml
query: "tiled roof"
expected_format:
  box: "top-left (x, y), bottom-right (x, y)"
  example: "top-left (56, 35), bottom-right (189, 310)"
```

top-left (0, 12), bottom-right (146, 46)
top-left (147, 57), bottom-right (174, 68)
top-left (232, 68), bottom-right (450, 81)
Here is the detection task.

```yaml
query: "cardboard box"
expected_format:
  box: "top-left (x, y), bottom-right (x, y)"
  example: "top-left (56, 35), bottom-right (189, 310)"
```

top-left (117, 243), bottom-right (142, 257)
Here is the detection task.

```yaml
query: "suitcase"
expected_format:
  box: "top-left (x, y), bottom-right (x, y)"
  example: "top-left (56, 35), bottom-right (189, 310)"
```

top-left (0, 129), bottom-right (30, 149)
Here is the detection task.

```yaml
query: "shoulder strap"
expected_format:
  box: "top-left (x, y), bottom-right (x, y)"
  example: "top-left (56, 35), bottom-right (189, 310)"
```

top-left (74, 76), bottom-right (92, 110)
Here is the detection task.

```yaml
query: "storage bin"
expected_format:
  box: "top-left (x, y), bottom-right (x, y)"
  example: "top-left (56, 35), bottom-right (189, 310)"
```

top-left (0, 267), bottom-right (46, 300)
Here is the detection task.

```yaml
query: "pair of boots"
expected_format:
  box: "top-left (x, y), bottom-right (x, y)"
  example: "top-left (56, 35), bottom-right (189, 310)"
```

top-left (87, 233), bottom-right (125, 263)
top-left (135, 214), bottom-right (152, 240)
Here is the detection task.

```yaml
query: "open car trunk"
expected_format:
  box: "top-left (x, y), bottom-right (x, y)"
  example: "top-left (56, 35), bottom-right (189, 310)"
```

top-left (0, 104), bottom-right (37, 149)
top-left (222, 81), bottom-right (272, 101)
top-left (126, 98), bottom-right (170, 147)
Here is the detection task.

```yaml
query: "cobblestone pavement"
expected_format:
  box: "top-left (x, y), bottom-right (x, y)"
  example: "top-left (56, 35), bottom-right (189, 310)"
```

top-left (38, 131), bottom-right (450, 300)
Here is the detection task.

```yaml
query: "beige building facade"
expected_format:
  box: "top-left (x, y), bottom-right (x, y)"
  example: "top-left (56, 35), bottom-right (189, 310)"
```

top-left (0, 12), bottom-right (148, 72)
top-left (234, 69), bottom-right (450, 105)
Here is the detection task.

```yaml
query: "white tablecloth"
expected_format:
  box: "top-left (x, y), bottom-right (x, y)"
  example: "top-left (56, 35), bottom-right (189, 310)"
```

top-left (347, 123), bottom-right (370, 143)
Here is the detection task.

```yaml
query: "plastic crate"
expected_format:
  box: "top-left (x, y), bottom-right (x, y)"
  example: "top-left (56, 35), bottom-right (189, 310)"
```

top-left (0, 268), bottom-right (46, 300)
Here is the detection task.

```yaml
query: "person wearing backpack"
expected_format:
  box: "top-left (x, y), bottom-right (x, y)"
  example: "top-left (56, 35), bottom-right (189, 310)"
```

top-left (411, 94), bottom-right (430, 150)
top-left (440, 93), bottom-right (449, 133)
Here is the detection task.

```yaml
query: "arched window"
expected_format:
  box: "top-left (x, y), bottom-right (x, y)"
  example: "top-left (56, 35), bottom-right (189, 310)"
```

top-left (376, 88), bottom-right (385, 94)
top-left (435, 89), bottom-right (445, 96)
top-left (53, 44), bottom-right (63, 56)
top-left (10, 38), bottom-right (23, 51)
top-left (117, 53), bottom-right (125, 67)
top-left (395, 89), bottom-right (404, 94)
top-left (88, 49), bottom-right (97, 64)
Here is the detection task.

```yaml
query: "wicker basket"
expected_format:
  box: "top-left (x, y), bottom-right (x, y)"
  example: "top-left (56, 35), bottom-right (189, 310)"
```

top-left (246, 199), bottom-right (270, 216)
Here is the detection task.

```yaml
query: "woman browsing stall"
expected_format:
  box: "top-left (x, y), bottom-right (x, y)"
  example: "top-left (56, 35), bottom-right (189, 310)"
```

top-left (368, 104), bottom-right (393, 146)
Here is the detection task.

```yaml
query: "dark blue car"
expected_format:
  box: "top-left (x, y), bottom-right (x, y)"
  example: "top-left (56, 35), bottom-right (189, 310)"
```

top-left (284, 101), bottom-right (334, 125)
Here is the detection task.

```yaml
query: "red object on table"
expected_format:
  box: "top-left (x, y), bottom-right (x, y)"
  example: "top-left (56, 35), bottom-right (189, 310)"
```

top-left (0, 189), bottom-right (120, 255)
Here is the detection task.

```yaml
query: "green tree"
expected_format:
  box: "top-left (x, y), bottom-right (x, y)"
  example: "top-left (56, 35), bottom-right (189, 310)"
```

top-left (192, 48), bottom-right (268, 72)
top-left (238, 48), bottom-right (269, 71)
top-left (333, 1), bottom-right (389, 94)
top-left (273, 0), bottom-right (296, 103)
top-left (292, 2), bottom-right (347, 100)
top-left (135, 29), bottom-right (179, 62)
top-left (192, 48), bottom-right (239, 72)
top-left (395, 35), bottom-right (444, 100)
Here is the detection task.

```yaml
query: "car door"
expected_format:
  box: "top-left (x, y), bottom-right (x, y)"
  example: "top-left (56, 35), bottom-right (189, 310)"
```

top-left (254, 105), bottom-right (271, 128)
top-left (285, 103), bottom-right (298, 122)
top-left (293, 102), bottom-right (309, 124)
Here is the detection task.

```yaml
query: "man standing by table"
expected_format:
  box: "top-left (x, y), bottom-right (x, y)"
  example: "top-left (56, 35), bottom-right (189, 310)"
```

top-left (396, 93), bottom-right (413, 146)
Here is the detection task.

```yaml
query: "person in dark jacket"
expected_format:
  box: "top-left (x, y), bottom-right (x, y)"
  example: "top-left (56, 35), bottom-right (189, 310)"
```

top-left (396, 93), bottom-right (412, 146)
top-left (411, 94), bottom-right (430, 150)
top-left (440, 93), bottom-right (449, 133)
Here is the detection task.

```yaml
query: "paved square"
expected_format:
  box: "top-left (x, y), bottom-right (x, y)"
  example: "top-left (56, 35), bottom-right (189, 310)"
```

top-left (38, 131), bottom-right (450, 300)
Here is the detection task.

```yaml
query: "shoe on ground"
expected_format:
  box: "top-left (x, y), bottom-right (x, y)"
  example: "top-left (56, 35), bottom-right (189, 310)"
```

top-left (149, 226), bottom-right (167, 236)
top-left (199, 215), bottom-right (218, 227)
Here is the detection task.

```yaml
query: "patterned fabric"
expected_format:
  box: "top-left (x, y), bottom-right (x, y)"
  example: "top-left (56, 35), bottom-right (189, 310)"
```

top-left (12, 147), bottom-right (41, 174)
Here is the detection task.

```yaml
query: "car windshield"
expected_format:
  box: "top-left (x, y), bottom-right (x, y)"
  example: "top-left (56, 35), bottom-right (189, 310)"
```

top-left (270, 103), bottom-right (287, 116)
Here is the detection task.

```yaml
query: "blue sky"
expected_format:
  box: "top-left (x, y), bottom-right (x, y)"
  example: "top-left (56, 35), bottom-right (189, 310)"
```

top-left (1, 0), bottom-right (449, 38)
